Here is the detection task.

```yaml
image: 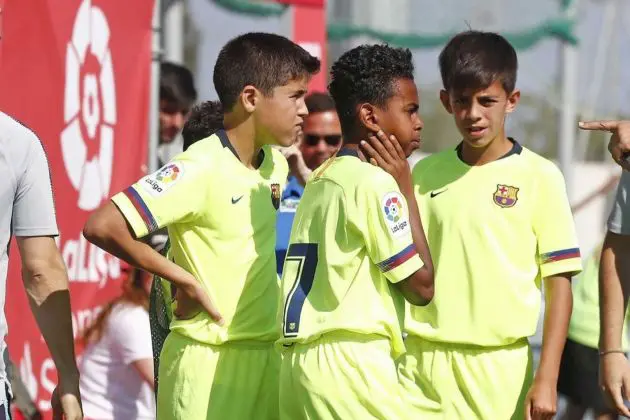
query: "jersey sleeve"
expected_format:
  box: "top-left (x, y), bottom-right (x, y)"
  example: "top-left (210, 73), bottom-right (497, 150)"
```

top-left (111, 158), bottom-right (208, 239)
top-left (12, 133), bottom-right (58, 237)
top-left (534, 163), bottom-right (582, 278)
top-left (607, 171), bottom-right (630, 235)
top-left (358, 174), bottom-right (423, 283)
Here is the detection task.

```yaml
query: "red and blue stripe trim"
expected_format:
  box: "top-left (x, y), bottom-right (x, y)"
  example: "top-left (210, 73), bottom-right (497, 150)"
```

top-left (123, 187), bottom-right (158, 233)
top-left (377, 244), bottom-right (416, 272)
top-left (540, 247), bottom-right (581, 264)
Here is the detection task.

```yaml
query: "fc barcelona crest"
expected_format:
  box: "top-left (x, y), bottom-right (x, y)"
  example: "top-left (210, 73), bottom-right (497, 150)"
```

top-left (271, 183), bottom-right (281, 210)
top-left (493, 184), bottom-right (519, 208)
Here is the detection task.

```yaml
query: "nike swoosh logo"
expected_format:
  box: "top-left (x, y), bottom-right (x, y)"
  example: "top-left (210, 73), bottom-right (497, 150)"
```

top-left (430, 189), bottom-right (448, 198)
top-left (231, 195), bottom-right (244, 204)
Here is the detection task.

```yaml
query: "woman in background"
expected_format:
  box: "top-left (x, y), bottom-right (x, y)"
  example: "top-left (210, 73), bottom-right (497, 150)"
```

top-left (79, 265), bottom-right (155, 420)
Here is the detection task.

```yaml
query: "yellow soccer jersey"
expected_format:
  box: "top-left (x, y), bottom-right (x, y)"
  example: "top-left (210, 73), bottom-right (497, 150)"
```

top-left (112, 130), bottom-right (288, 345)
top-left (407, 140), bottom-right (582, 346)
top-left (277, 148), bottom-right (424, 358)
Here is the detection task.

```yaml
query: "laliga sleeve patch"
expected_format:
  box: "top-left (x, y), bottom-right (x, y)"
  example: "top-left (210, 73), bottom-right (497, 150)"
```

top-left (140, 162), bottom-right (184, 197)
top-left (381, 191), bottom-right (411, 238)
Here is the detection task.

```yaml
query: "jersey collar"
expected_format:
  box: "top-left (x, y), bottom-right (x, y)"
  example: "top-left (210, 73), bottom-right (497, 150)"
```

top-left (337, 147), bottom-right (360, 159)
top-left (456, 137), bottom-right (522, 163)
top-left (215, 129), bottom-right (266, 168)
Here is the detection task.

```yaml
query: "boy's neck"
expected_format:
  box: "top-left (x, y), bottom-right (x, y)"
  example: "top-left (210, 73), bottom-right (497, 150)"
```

top-left (460, 132), bottom-right (513, 166)
top-left (339, 140), bottom-right (367, 161)
top-left (224, 114), bottom-right (263, 169)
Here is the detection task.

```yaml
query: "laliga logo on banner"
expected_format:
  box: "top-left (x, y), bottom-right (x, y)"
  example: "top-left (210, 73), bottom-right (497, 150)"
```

top-left (61, 0), bottom-right (117, 211)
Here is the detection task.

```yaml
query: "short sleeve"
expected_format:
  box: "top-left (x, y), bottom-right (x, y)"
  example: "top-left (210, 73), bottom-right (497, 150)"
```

top-left (111, 159), bottom-right (208, 239)
top-left (12, 134), bottom-right (58, 237)
top-left (607, 171), bottom-right (630, 235)
top-left (534, 164), bottom-right (582, 278)
top-left (359, 174), bottom-right (423, 283)
top-left (109, 305), bottom-right (153, 364)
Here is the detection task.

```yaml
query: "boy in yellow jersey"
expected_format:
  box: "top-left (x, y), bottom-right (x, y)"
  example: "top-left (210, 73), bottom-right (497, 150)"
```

top-left (397, 31), bottom-right (583, 420)
top-left (277, 44), bottom-right (435, 420)
top-left (83, 32), bottom-right (320, 420)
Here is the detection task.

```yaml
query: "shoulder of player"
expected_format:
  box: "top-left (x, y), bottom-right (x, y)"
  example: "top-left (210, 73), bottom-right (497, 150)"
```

top-left (354, 164), bottom-right (400, 196)
top-left (411, 149), bottom-right (452, 179)
top-left (519, 146), bottom-right (564, 179)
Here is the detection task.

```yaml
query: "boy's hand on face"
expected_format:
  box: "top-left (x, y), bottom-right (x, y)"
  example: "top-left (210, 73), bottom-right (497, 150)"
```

top-left (360, 130), bottom-right (413, 195)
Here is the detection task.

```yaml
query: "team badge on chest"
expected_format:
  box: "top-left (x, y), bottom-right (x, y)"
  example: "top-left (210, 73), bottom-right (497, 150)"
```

top-left (493, 184), bottom-right (519, 208)
top-left (271, 183), bottom-right (281, 210)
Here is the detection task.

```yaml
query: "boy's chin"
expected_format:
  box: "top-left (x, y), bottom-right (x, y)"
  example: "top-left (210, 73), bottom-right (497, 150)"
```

top-left (462, 136), bottom-right (492, 149)
top-left (275, 135), bottom-right (298, 148)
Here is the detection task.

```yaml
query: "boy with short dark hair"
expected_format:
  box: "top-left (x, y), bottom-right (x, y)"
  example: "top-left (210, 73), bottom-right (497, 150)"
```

top-left (398, 30), bottom-right (582, 419)
top-left (84, 32), bottom-right (319, 419)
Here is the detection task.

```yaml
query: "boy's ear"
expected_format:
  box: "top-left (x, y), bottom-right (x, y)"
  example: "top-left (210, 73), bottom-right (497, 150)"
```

top-left (240, 85), bottom-right (259, 113)
top-left (505, 89), bottom-right (520, 114)
top-left (439, 90), bottom-right (453, 114)
top-left (358, 103), bottom-right (381, 133)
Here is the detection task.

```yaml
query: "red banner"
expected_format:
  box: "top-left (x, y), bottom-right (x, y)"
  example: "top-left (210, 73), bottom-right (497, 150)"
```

top-left (291, 0), bottom-right (327, 92)
top-left (0, 0), bottom-right (153, 416)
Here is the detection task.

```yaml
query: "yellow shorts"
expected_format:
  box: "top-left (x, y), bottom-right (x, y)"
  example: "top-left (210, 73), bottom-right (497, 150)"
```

top-left (398, 336), bottom-right (534, 420)
top-left (157, 332), bottom-right (280, 420)
top-left (280, 332), bottom-right (409, 420)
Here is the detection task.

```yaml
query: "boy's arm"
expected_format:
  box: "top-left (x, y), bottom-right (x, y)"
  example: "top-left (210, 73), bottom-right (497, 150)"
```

top-left (360, 131), bottom-right (434, 305)
top-left (525, 163), bottom-right (582, 420)
top-left (537, 274), bottom-right (573, 382)
top-left (85, 159), bottom-right (223, 323)
top-left (524, 273), bottom-right (572, 420)
top-left (84, 201), bottom-right (222, 323)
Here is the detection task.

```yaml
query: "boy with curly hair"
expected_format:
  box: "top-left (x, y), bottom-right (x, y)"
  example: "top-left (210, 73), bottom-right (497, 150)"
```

top-left (277, 43), bottom-right (434, 419)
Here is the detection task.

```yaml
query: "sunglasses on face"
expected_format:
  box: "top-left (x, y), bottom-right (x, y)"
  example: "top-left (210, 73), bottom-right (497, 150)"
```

top-left (303, 134), bottom-right (342, 147)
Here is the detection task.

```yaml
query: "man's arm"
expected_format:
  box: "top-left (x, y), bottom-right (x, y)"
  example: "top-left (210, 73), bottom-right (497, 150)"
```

top-left (579, 120), bottom-right (630, 170)
top-left (598, 231), bottom-right (630, 416)
top-left (599, 232), bottom-right (630, 353)
top-left (16, 236), bottom-right (81, 417)
top-left (83, 202), bottom-right (222, 323)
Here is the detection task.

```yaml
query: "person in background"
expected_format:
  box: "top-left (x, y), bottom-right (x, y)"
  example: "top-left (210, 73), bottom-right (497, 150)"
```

top-left (149, 62), bottom-right (199, 256)
top-left (181, 101), bottom-right (224, 152)
top-left (578, 120), bottom-right (630, 417)
top-left (79, 265), bottom-right (155, 420)
top-left (276, 92), bottom-right (342, 275)
top-left (157, 62), bottom-right (198, 166)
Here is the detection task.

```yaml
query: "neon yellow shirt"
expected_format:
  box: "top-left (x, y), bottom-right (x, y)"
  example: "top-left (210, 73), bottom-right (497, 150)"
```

top-left (277, 148), bottom-right (424, 358)
top-left (112, 130), bottom-right (288, 345)
top-left (406, 141), bottom-right (582, 346)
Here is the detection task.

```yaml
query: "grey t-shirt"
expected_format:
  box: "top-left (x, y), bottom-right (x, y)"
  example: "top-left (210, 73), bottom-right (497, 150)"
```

top-left (0, 112), bottom-right (58, 391)
top-left (608, 171), bottom-right (630, 235)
